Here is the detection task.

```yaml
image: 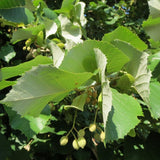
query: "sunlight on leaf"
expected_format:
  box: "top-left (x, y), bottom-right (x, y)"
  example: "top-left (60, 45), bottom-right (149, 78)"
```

top-left (1, 65), bottom-right (93, 116)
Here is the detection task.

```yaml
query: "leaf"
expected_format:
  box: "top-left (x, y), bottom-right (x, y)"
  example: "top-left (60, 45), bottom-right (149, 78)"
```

top-left (105, 89), bottom-right (143, 142)
top-left (148, 51), bottom-right (160, 78)
top-left (148, 0), bottom-right (160, 18)
top-left (11, 24), bottom-right (45, 44)
top-left (102, 26), bottom-right (147, 51)
top-left (58, 14), bottom-right (82, 43)
top-left (143, 0), bottom-right (160, 41)
top-left (47, 40), bottom-right (64, 68)
top-left (94, 48), bottom-right (112, 128)
top-left (1, 55), bottom-right (52, 80)
top-left (5, 105), bottom-right (51, 139)
top-left (42, 8), bottom-right (59, 38)
top-left (149, 82), bottom-right (160, 119)
top-left (40, 126), bottom-right (66, 135)
top-left (36, 31), bottom-right (44, 46)
top-left (143, 17), bottom-right (160, 41)
top-left (0, 0), bottom-right (25, 9)
top-left (148, 51), bottom-right (160, 71)
top-left (116, 73), bottom-right (135, 93)
top-left (43, 8), bottom-right (58, 20)
top-left (74, 2), bottom-right (87, 27)
top-left (60, 40), bottom-right (129, 74)
top-left (0, 44), bottom-right (16, 62)
top-left (0, 8), bottom-right (34, 25)
top-left (44, 18), bottom-right (58, 38)
top-left (0, 0), bottom-right (34, 24)
top-left (1, 65), bottom-right (93, 116)
top-left (65, 93), bottom-right (88, 111)
top-left (55, 0), bottom-right (75, 16)
top-left (0, 80), bottom-right (16, 90)
top-left (112, 40), bottom-right (151, 105)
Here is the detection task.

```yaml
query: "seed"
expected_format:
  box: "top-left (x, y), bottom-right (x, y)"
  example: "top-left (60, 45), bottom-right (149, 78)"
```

top-left (72, 139), bottom-right (79, 150)
top-left (100, 131), bottom-right (105, 142)
top-left (78, 129), bottom-right (85, 137)
top-left (77, 137), bottom-right (86, 149)
top-left (89, 123), bottom-right (96, 132)
top-left (60, 136), bottom-right (68, 146)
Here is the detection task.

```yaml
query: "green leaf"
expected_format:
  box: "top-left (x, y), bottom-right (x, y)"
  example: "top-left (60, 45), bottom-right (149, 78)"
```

top-left (148, 0), bottom-right (160, 18)
top-left (1, 55), bottom-right (52, 80)
top-left (58, 14), bottom-right (82, 43)
top-left (105, 89), bottom-right (143, 142)
top-left (112, 40), bottom-right (151, 105)
top-left (149, 82), bottom-right (160, 119)
top-left (0, 44), bottom-right (16, 62)
top-left (55, 0), bottom-right (75, 16)
top-left (102, 26), bottom-right (147, 51)
top-left (148, 51), bottom-right (160, 78)
top-left (1, 65), bottom-right (93, 116)
top-left (65, 93), bottom-right (88, 111)
top-left (11, 24), bottom-right (45, 44)
top-left (40, 126), bottom-right (66, 135)
top-left (0, 0), bottom-right (25, 9)
top-left (143, 17), bottom-right (160, 41)
top-left (0, 8), bottom-right (34, 24)
top-left (0, 0), bottom-right (34, 24)
top-left (94, 48), bottom-right (112, 129)
top-left (60, 40), bottom-right (129, 74)
top-left (74, 2), bottom-right (87, 27)
top-left (5, 105), bottom-right (51, 139)
top-left (47, 40), bottom-right (64, 68)
top-left (44, 18), bottom-right (58, 38)
top-left (148, 51), bottom-right (160, 71)
top-left (36, 31), bottom-right (44, 46)
top-left (142, 0), bottom-right (160, 41)
top-left (43, 8), bottom-right (58, 20)
top-left (116, 73), bottom-right (135, 93)
top-left (61, 0), bottom-right (75, 10)
top-left (33, 0), bottom-right (46, 7)
top-left (0, 80), bottom-right (16, 90)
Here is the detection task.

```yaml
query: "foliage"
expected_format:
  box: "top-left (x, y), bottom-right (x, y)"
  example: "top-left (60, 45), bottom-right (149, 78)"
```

top-left (1, 0), bottom-right (160, 159)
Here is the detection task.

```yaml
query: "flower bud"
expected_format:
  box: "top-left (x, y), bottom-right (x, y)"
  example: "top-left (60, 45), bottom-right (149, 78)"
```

top-left (100, 131), bottom-right (105, 142)
top-left (77, 137), bottom-right (86, 149)
top-left (78, 129), bottom-right (85, 137)
top-left (72, 139), bottom-right (79, 150)
top-left (60, 136), bottom-right (68, 146)
top-left (89, 123), bottom-right (96, 132)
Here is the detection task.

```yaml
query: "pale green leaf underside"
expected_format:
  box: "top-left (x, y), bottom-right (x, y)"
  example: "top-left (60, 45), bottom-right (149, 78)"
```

top-left (60, 40), bottom-right (129, 74)
top-left (1, 65), bottom-right (93, 116)
top-left (105, 89), bottom-right (143, 142)
top-left (102, 26), bottom-right (147, 51)
top-left (47, 40), bottom-right (64, 68)
top-left (148, 51), bottom-right (160, 72)
top-left (1, 55), bottom-right (52, 80)
top-left (149, 82), bottom-right (160, 119)
top-left (112, 40), bottom-right (151, 105)
top-left (94, 48), bottom-right (112, 128)
top-left (58, 14), bottom-right (82, 43)
top-left (142, 0), bottom-right (160, 41)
